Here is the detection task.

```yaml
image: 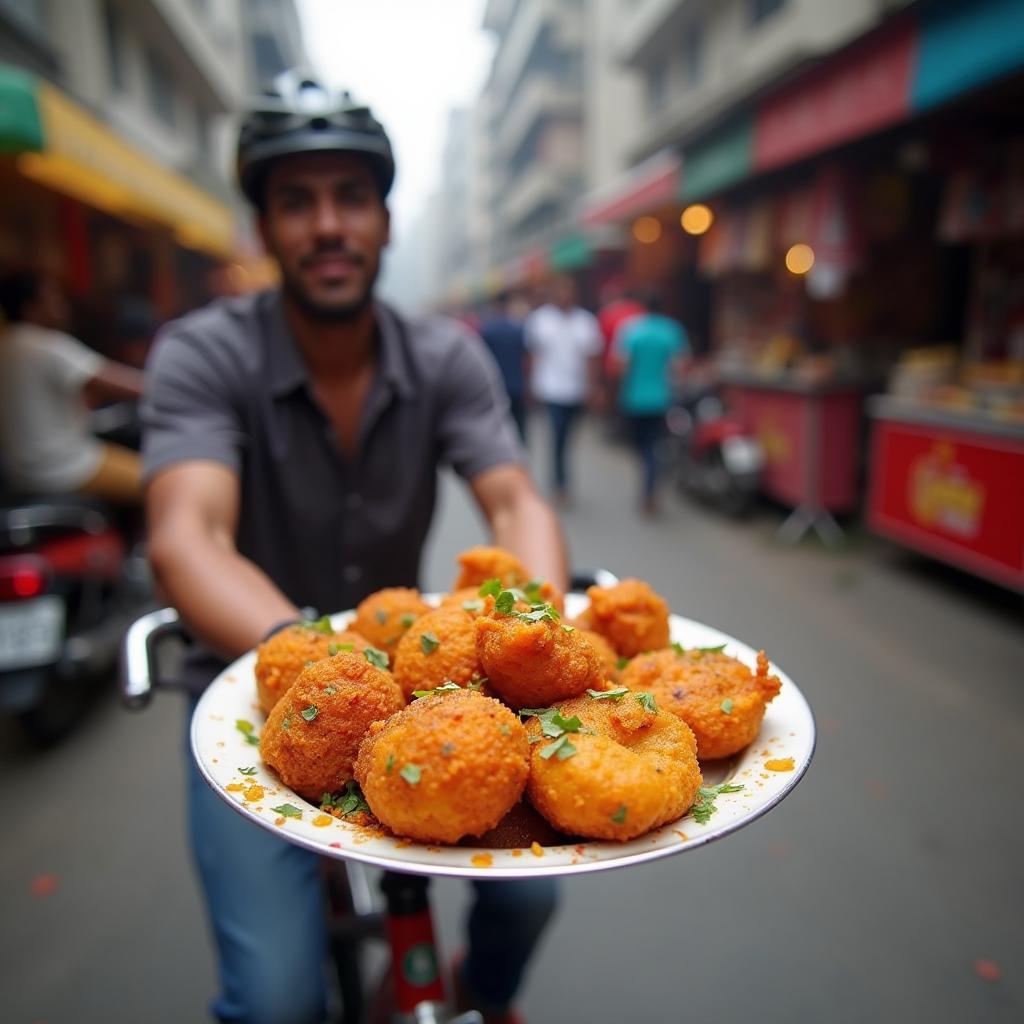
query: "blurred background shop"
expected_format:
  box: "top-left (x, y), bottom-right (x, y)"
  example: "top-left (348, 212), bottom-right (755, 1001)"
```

top-left (424, 0), bottom-right (1024, 594)
top-left (0, 0), bottom-right (299, 364)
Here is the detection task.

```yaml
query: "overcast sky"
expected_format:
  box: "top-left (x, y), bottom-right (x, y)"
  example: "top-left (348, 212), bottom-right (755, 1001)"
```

top-left (296, 0), bottom-right (493, 236)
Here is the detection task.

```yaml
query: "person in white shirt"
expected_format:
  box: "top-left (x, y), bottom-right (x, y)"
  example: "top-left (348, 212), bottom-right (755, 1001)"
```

top-left (0, 271), bottom-right (145, 502)
top-left (524, 276), bottom-right (602, 506)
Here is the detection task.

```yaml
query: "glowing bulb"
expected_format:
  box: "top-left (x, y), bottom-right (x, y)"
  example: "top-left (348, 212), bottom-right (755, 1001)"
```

top-left (632, 216), bottom-right (662, 244)
top-left (680, 204), bottom-right (714, 235)
top-left (785, 243), bottom-right (815, 275)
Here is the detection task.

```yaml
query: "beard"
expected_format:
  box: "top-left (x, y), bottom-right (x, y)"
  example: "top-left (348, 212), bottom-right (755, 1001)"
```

top-left (279, 252), bottom-right (380, 323)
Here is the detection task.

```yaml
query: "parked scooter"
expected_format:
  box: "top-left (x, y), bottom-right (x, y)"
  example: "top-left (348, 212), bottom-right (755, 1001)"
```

top-left (666, 374), bottom-right (764, 516)
top-left (0, 403), bottom-right (150, 743)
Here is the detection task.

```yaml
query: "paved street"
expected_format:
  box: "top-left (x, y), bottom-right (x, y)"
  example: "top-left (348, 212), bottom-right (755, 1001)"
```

top-left (2, 415), bottom-right (1022, 1024)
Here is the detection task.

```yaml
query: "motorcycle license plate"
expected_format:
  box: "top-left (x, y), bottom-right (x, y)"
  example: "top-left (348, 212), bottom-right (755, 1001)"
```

top-left (0, 597), bottom-right (65, 671)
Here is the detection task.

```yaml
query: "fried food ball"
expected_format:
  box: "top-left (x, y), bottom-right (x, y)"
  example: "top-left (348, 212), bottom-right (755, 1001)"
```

top-left (453, 545), bottom-right (529, 590)
top-left (254, 623), bottom-right (370, 716)
top-left (354, 689), bottom-right (529, 843)
top-left (260, 651), bottom-right (404, 802)
top-left (525, 692), bottom-right (702, 841)
top-left (475, 605), bottom-right (605, 709)
top-left (352, 588), bottom-right (431, 649)
top-left (439, 587), bottom-right (489, 616)
top-left (577, 579), bottom-right (671, 657)
top-left (391, 606), bottom-right (483, 702)
top-left (621, 648), bottom-right (782, 760)
top-left (575, 626), bottom-right (620, 682)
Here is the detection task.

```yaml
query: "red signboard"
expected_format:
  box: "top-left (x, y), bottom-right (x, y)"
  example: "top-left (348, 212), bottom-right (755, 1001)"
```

top-left (753, 18), bottom-right (917, 172)
top-left (868, 419), bottom-right (1024, 591)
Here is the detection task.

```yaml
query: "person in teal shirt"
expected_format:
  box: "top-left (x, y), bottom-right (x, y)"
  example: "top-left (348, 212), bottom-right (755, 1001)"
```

top-left (613, 292), bottom-right (689, 515)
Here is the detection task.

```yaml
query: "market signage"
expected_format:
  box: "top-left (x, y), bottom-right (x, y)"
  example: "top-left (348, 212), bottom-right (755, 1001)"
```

top-left (752, 18), bottom-right (916, 172)
top-left (868, 422), bottom-right (1024, 592)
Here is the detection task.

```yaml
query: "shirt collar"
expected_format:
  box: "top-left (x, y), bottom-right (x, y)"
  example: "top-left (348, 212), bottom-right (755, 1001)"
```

top-left (265, 290), bottom-right (415, 400)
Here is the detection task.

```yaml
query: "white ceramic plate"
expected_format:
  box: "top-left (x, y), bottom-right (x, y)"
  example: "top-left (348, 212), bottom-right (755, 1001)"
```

top-left (191, 595), bottom-right (815, 879)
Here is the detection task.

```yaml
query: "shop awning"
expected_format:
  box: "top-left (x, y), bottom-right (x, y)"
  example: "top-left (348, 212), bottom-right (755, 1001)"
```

top-left (548, 234), bottom-right (593, 272)
top-left (680, 118), bottom-right (753, 202)
top-left (581, 150), bottom-right (681, 227)
top-left (0, 64), bottom-right (235, 260)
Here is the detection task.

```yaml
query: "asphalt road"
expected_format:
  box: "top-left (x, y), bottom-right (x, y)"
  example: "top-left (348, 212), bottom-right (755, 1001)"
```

top-left (2, 416), bottom-right (1021, 1024)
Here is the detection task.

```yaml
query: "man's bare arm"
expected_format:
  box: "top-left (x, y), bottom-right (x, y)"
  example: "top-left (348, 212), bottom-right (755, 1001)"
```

top-left (83, 360), bottom-right (146, 404)
top-left (147, 462), bottom-right (300, 660)
top-left (469, 463), bottom-right (568, 591)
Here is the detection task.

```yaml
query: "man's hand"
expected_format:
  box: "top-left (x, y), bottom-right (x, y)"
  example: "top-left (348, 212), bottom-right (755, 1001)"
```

top-left (469, 463), bottom-right (568, 591)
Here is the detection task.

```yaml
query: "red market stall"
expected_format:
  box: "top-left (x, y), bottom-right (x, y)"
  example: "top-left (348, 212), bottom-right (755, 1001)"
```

top-left (867, 396), bottom-right (1024, 591)
top-left (723, 375), bottom-right (863, 543)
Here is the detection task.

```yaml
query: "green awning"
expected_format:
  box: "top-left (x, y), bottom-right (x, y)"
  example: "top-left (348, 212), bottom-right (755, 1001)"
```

top-left (0, 63), bottom-right (44, 152)
top-left (549, 234), bottom-right (593, 272)
top-left (680, 118), bottom-right (753, 201)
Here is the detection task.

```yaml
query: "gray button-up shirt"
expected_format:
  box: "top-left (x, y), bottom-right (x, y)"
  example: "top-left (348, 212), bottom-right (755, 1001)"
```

top-left (142, 289), bottom-right (522, 692)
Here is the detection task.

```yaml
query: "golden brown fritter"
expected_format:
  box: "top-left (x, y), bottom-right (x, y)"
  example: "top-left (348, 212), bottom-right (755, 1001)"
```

top-left (524, 692), bottom-right (702, 841)
top-left (475, 605), bottom-right (604, 710)
top-left (391, 606), bottom-right (484, 702)
top-left (352, 588), bottom-right (431, 649)
top-left (354, 689), bottom-right (529, 843)
top-left (254, 623), bottom-right (369, 716)
top-left (576, 626), bottom-right (621, 682)
top-left (577, 579), bottom-right (671, 657)
top-left (452, 546), bottom-right (529, 590)
top-left (621, 647), bottom-right (781, 760)
top-left (260, 651), bottom-right (404, 801)
top-left (439, 586), bottom-right (490, 616)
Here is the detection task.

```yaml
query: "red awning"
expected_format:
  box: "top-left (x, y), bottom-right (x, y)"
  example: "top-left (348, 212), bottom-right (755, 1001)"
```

top-left (581, 150), bottom-right (681, 227)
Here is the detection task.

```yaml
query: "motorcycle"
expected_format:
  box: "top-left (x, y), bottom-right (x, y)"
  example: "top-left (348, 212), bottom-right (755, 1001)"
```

top-left (666, 377), bottom-right (764, 517)
top-left (0, 404), bottom-right (151, 743)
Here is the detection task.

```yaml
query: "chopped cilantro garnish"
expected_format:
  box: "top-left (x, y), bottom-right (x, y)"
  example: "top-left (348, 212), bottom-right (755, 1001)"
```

top-left (611, 804), bottom-right (628, 824)
top-left (321, 781), bottom-right (370, 817)
top-left (301, 705), bottom-right (318, 722)
top-left (494, 590), bottom-right (516, 615)
top-left (302, 616), bottom-right (333, 635)
top-left (375, 609), bottom-right (389, 624)
top-left (720, 698), bottom-right (734, 715)
top-left (478, 578), bottom-right (502, 598)
top-left (420, 631), bottom-right (440, 654)
top-left (671, 642), bottom-right (686, 656)
top-left (324, 685), bottom-right (337, 695)
top-left (272, 803), bottom-right (303, 819)
top-left (586, 687), bottom-right (628, 701)
top-left (519, 707), bottom-right (583, 739)
top-left (239, 766), bottom-right (258, 776)
top-left (462, 599), bottom-right (484, 614)
top-left (523, 580), bottom-right (546, 603)
top-left (616, 656), bottom-right (630, 670)
top-left (364, 647), bottom-right (389, 670)
top-left (499, 723), bottom-right (512, 736)
top-left (328, 642), bottom-right (354, 656)
top-left (539, 735), bottom-right (576, 760)
top-left (386, 754), bottom-right (395, 773)
top-left (635, 692), bottom-right (658, 714)
top-left (561, 624), bottom-right (575, 633)
top-left (412, 680), bottom-right (462, 698)
top-left (690, 782), bottom-right (745, 824)
top-left (400, 763), bottom-right (422, 785)
top-left (282, 716), bottom-right (291, 730)
top-left (236, 719), bottom-right (260, 745)
top-left (399, 613), bottom-right (418, 629)
top-left (698, 644), bottom-right (727, 655)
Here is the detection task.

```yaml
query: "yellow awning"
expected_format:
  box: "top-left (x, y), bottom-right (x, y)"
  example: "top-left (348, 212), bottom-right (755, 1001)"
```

top-left (17, 81), bottom-right (235, 260)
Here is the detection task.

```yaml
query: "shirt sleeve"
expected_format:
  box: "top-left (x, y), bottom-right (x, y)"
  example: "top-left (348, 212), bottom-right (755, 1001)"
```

top-left (581, 311), bottom-right (603, 356)
top-left (140, 324), bottom-right (247, 482)
top-left (47, 331), bottom-right (103, 391)
top-left (435, 326), bottom-right (524, 481)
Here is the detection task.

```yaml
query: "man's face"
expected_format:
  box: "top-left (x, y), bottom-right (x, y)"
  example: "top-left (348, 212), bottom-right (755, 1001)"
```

top-left (259, 152), bottom-right (390, 321)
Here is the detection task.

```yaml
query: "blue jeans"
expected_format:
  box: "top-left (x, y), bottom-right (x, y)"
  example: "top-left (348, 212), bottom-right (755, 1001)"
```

top-left (629, 413), bottom-right (665, 502)
top-left (186, 711), bottom-right (557, 1022)
top-left (546, 402), bottom-right (583, 493)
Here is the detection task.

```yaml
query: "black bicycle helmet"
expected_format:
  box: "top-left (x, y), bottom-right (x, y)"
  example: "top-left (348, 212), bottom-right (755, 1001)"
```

top-left (236, 68), bottom-right (395, 206)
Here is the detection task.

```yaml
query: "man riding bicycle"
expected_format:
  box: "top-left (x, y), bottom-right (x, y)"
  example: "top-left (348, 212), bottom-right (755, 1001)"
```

top-left (141, 69), bottom-right (567, 1024)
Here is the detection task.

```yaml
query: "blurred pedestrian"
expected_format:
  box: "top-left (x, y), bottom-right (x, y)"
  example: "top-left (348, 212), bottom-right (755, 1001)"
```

top-left (524, 275), bottom-right (602, 506)
top-left (0, 270), bottom-right (145, 502)
top-left (612, 290), bottom-right (689, 516)
top-left (479, 290), bottom-right (529, 442)
top-left (142, 70), bottom-right (566, 1024)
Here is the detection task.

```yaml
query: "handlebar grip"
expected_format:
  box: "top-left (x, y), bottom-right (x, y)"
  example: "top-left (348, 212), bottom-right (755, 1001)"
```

top-left (119, 607), bottom-right (183, 709)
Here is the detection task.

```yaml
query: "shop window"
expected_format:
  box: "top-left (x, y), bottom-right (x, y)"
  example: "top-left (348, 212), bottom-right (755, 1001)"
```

top-left (682, 22), bottom-right (704, 87)
top-left (102, 2), bottom-right (124, 92)
top-left (647, 59), bottom-right (669, 115)
top-left (748, 0), bottom-right (786, 27)
top-left (146, 48), bottom-right (177, 127)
